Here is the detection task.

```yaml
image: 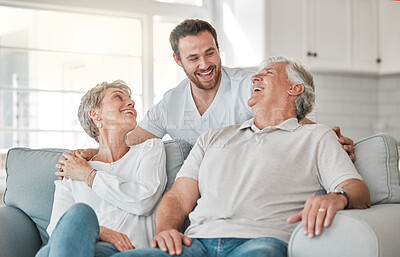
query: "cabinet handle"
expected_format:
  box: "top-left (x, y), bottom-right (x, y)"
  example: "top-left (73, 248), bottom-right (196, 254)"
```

top-left (307, 52), bottom-right (313, 56)
top-left (313, 53), bottom-right (318, 57)
top-left (376, 58), bottom-right (381, 64)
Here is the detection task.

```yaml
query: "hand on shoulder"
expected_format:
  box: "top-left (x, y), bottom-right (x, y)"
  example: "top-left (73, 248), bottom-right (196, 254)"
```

top-left (332, 126), bottom-right (354, 160)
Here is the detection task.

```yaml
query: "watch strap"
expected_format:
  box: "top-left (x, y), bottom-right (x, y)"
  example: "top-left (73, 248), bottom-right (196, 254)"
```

top-left (328, 188), bottom-right (350, 209)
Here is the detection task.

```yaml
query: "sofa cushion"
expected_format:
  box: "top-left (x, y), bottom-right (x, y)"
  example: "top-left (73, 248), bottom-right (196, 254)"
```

top-left (353, 134), bottom-right (400, 205)
top-left (4, 148), bottom-right (65, 245)
top-left (163, 140), bottom-right (192, 191)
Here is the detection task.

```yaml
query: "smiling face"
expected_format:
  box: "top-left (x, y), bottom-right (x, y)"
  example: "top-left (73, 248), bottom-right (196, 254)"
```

top-left (94, 88), bottom-right (137, 133)
top-left (248, 62), bottom-right (294, 111)
top-left (174, 30), bottom-right (222, 91)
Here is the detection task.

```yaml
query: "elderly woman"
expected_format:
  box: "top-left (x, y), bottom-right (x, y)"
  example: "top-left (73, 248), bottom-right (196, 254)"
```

top-left (36, 80), bottom-right (167, 257)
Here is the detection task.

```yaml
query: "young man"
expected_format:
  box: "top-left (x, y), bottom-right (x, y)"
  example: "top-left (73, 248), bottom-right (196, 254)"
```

top-left (125, 19), bottom-right (354, 156)
top-left (112, 57), bottom-right (370, 257)
top-left (74, 19), bottom-right (353, 159)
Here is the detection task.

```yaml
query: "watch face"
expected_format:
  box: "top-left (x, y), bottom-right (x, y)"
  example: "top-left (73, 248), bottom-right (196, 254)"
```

top-left (332, 188), bottom-right (350, 209)
top-left (334, 188), bottom-right (346, 194)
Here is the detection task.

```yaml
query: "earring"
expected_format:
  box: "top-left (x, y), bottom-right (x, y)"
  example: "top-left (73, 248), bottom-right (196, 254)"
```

top-left (97, 123), bottom-right (102, 128)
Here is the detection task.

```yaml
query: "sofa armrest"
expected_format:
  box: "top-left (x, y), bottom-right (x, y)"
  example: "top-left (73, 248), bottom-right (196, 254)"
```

top-left (288, 204), bottom-right (400, 257)
top-left (0, 205), bottom-right (42, 257)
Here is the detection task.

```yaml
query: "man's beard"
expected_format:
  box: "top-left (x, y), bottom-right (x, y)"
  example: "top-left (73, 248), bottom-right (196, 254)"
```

top-left (183, 64), bottom-right (222, 91)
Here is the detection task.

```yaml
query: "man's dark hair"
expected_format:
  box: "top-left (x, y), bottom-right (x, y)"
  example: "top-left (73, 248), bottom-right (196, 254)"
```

top-left (169, 19), bottom-right (219, 61)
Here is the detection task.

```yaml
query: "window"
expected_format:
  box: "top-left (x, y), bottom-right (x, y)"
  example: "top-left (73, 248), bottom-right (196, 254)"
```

top-left (0, 6), bottom-right (143, 150)
top-left (155, 0), bottom-right (203, 6)
top-left (153, 17), bottom-right (187, 103)
top-left (0, 1), bottom-right (212, 205)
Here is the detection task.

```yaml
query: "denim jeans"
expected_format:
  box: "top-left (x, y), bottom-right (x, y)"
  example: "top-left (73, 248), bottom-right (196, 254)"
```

top-left (112, 237), bottom-right (287, 257)
top-left (36, 203), bottom-right (119, 257)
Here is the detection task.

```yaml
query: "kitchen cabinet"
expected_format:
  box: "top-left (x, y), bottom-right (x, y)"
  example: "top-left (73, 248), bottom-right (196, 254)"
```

top-left (305, 0), bottom-right (352, 71)
top-left (265, 0), bottom-right (305, 61)
top-left (378, 0), bottom-right (400, 74)
top-left (265, 0), bottom-right (400, 75)
top-left (352, 0), bottom-right (379, 73)
top-left (265, 0), bottom-right (352, 72)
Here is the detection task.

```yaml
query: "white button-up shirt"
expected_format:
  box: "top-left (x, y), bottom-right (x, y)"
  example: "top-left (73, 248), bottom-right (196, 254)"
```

top-left (139, 67), bottom-right (254, 145)
top-left (47, 139), bottom-right (167, 249)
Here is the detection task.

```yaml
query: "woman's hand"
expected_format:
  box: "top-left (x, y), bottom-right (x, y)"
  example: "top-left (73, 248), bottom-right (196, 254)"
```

top-left (55, 152), bottom-right (92, 182)
top-left (99, 226), bottom-right (135, 252)
top-left (69, 148), bottom-right (99, 161)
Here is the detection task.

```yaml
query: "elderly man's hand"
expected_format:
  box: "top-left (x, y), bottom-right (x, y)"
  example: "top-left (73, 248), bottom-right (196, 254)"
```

top-left (332, 126), bottom-right (354, 160)
top-left (150, 228), bottom-right (192, 256)
top-left (55, 152), bottom-right (92, 182)
top-left (287, 193), bottom-right (347, 238)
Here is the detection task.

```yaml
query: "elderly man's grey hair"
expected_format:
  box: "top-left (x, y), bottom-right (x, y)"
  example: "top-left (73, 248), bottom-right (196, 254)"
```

top-left (78, 80), bottom-right (132, 143)
top-left (263, 56), bottom-right (315, 121)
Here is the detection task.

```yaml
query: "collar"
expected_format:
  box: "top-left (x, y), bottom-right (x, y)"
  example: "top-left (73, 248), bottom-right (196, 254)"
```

top-left (239, 117), bottom-right (301, 133)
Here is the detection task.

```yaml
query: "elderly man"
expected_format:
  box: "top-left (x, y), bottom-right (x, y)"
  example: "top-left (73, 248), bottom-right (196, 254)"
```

top-left (112, 56), bottom-right (370, 257)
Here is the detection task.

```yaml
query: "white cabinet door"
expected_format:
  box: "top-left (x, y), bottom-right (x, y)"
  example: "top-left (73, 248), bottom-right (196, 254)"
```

top-left (265, 0), bottom-right (352, 71)
top-left (306, 0), bottom-right (352, 71)
top-left (265, 0), bottom-right (306, 61)
top-left (379, 0), bottom-right (400, 74)
top-left (352, 0), bottom-right (379, 73)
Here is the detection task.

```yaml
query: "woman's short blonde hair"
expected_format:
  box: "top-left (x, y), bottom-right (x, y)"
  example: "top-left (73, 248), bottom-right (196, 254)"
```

top-left (78, 80), bottom-right (131, 142)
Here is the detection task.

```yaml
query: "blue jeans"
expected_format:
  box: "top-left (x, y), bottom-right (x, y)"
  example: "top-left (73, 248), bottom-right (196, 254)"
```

top-left (112, 237), bottom-right (287, 257)
top-left (36, 203), bottom-right (119, 257)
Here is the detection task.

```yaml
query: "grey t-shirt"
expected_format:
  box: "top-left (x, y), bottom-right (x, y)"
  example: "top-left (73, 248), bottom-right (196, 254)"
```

top-left (176, 118), bottom-right (362, 243)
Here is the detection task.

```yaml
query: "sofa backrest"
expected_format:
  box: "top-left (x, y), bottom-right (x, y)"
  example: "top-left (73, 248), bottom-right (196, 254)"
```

top-left (3, 139), bottom-right (192, 245)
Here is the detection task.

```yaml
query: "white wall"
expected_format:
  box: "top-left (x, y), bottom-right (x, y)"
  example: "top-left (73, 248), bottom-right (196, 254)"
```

top-left (313, 73), bottom-right (378, 142)
top-left (311, 73), bottom-right (400, 143)
top-left (377, 75), bottom-right (400, 141)
top-left (214, 0), bottom-right (265, 67)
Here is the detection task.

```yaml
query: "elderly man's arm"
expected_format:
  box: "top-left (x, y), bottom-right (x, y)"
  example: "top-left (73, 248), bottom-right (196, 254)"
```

top-left (287, 178), bottom-right (370, 238)
top-left (151, 177), bottom-right (200, 256)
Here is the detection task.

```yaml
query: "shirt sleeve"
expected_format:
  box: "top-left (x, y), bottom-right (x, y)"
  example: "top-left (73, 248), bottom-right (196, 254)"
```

top-left (316, 130), bottom-right (363, 191)
top-left (92, 139), bottom-right (167, 216)
top-left (138, 100), bottom-right (168, 139)
top-left (46, 179), bottom-right (75, 236)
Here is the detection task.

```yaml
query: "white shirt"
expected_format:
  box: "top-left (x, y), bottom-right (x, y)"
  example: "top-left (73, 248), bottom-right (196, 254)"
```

top-left (176, 118), bottom-right (362, 243)
top-left (139, 67), bottom-right (254, 145)
top-left (47, 139), bottom-right (167, 249)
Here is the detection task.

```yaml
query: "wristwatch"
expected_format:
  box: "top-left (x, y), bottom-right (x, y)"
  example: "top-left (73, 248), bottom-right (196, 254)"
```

top-left (328, 188), bottom-right (350, 209)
